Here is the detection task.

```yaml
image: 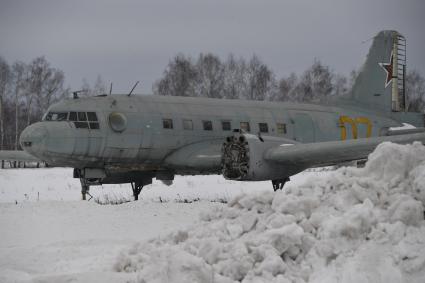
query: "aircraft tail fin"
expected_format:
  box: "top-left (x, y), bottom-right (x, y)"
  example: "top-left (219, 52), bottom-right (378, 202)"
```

top-left (341, 30), bottom-right (407, 114)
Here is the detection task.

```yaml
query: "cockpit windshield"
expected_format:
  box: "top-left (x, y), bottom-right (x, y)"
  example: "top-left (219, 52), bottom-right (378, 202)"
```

top-left (43, 111), bottom-right (100, 130)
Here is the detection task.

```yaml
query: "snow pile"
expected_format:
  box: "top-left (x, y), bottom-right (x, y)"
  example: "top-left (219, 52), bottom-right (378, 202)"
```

top-left (114, 142), bottom-right (425, 283)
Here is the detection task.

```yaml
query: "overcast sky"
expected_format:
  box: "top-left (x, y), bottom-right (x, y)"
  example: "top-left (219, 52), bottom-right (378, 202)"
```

top-left (1, 0), bottom-right (424, 94)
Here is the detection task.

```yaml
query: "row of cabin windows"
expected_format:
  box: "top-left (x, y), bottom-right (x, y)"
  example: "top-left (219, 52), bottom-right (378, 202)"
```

top-left (162, 118), bottom-right (287, 134)
top-left (44, 111), bottom-right (100, 129)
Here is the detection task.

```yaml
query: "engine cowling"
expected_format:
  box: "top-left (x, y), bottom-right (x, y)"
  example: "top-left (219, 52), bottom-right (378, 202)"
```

top-left (221, 132), bottom-right (304, 181)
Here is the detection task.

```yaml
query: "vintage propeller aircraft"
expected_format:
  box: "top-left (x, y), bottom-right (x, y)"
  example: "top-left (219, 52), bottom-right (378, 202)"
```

top-left (1, 30), bottom-right (425, 200)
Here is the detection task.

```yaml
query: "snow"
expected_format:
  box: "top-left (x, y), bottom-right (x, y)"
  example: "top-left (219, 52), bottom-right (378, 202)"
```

top-left (0, 167), bottom-right (327, 204)
top-left (1, 142), bottom-right (425, 282)
top-left (389, 123), bottom-right (416, 130)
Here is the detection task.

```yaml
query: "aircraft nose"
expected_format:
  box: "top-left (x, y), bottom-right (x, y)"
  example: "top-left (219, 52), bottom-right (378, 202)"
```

top-left (20, 123), bottom-right (48, 157)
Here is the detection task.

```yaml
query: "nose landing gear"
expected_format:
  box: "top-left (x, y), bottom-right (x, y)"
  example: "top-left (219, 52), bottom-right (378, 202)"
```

top-left (74, 168), bottom-right (154, 201)
top-left (80, 178), bottom-right (93, 201)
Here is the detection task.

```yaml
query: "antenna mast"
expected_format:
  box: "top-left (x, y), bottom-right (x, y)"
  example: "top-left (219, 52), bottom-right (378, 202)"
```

top-left (128, 81), bottom-right (139, 97)
top-left (72, 90), bottom-right (85, 99)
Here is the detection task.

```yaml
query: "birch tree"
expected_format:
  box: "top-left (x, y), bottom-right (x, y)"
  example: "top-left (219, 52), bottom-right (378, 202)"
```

top-left (223, 54), bottom-right (247, 99)
top-left (195, 53), bottom-right (224, 98)
top-left (406, 70), bottom-right (425, 112)
top-left (153, 54), bottom-right (197, 97)
top-left (11, 62), bottom-right (26, 149)
top-left (0, 57), bottom-right (10, 150)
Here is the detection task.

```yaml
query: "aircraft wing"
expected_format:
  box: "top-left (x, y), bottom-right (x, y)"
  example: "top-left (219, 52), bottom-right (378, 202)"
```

top-left (0, 150), bottom-right (41, 162)
top-left (222, 132), bottom-right (425, 181)
top-left (264, 132), bottom-right (425, 167)
top-left (164, 138), bottom-right (223, 173)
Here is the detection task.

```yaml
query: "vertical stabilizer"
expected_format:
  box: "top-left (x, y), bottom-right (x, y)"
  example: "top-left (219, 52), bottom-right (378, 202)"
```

top-left (347, 30), bottom-right (406, 114)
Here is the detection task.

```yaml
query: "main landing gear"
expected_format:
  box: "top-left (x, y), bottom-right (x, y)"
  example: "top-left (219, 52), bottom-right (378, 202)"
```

top-left (131, 179), bottom-right (152, 201)
top-left (78, 179), bottom-right (152, 201)
top-left (272, 177), bottom-right (290, 191)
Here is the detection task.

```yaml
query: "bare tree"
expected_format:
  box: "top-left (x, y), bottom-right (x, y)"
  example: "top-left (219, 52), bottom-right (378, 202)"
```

top-left (245, 55), bottom-right (275, 101)
top-left (348, 69), bottom-right (358, 90)
top-left (80, 78), bottom-right (92, 96)
top-left (0, 57), bottom-right (10, 150)
top-left (26, 57), bottom-right (44, 126)
top-left (153, 54), bottom-right (197, 97)
top-left (406, 70), bottom-right (425, 112)
top-left (20, 57), bottom-right (68, 125)
top-left (195, 53), bottom-right (224, 98)
top-left (39, 69), bottom-right (67, 114)
top-left (272, 73), bottom-right (298, 102)
top-left (92, 75), bottom-right (106, 96)
top-left (333, 74), bottom-right (348, 96)
top-left (11, 62), bottom-right (26, 149)
top-left (223, 54), bottom-right (247, 99)
top-left (292, 60), bottom-right (334, 102)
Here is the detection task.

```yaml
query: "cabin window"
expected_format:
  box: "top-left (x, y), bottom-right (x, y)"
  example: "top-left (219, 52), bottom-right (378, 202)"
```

top-left (163, 118), bottom-right (173, 129)
top-left (183, 119), bottom-right (193, 130)
top-left (203, 120), bottom-right (213, 131)
top-left (259, 123), bottom-right (269, 133)
top-left (277, 123), bottom-right (287, 134)
top-left (240, 122), bottom-right (250, 132)
top-left (222, 121), bottom-right (231, 131)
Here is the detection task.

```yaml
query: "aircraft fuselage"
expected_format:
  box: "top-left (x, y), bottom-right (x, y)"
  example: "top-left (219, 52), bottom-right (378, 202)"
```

top-left (20, 94), bottom-right (404, 182)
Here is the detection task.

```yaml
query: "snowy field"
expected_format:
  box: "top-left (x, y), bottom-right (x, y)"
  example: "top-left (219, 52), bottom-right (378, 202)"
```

top-left (0, 142), bottom-right (425, 282)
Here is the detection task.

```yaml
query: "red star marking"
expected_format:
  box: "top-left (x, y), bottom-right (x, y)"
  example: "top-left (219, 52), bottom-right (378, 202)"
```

top-left (379, 52), bottom-right (394, 88)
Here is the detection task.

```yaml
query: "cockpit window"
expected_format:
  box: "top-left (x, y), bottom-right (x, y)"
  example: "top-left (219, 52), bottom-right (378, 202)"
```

top-left (45, 112), bottom-right (68, 121)
top-left (43, 111), bottom-right (100, 130)
top-left (75, 121), bottom-right (89, 129)
top-left (87, 112), bottom-right (98, 121)
top-left (78, 112), bottom-right (87, 121)
top-left (69, 112), bottom-right (77, 121)
top-left (87, 112), bottom-right (99, 129)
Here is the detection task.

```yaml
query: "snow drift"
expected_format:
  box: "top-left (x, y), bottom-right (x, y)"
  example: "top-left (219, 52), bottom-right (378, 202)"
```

top-left (114, 142), bottom-right (425, 283)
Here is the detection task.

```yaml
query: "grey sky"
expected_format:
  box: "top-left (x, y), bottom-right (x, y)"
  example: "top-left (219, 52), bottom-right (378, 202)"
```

top-left (1, 0), bottom-right (424, 94)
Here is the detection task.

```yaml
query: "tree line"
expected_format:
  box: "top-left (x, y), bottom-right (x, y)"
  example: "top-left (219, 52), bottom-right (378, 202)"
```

top-left (0, 53), bottom-right (424, 151)
top-left (154, 53), bottom-right (425, 111)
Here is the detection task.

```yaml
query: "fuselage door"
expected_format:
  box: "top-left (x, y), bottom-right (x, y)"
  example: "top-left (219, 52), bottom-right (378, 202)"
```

top-left (104, 112), bottom-right (142, 160)
top-left (293, 112), bottom-right (316, 143)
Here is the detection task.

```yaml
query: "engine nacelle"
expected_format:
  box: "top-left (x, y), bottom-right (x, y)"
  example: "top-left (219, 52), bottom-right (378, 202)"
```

top-left (221, 132), bottom-right (303, 181)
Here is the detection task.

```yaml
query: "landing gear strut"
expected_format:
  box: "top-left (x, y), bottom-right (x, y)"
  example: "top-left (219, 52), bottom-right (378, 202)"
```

top-left (272, 177), bottom-right (290, 191)
top-left (131, 182), bottom-right (143, 201)
top-left (131, 179), bottom-right (152, 201)
top-left (80, 178), bottom-right (93, 200)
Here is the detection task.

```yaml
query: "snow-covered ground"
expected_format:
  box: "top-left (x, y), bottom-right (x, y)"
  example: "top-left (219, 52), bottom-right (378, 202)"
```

top-left (1, 142), bottom-right (424, 282)
top-left (0, 166), bottom-right (330, 204)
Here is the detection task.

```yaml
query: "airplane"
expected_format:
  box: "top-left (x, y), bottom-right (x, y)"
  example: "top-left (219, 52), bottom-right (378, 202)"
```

top-left (1, 30), bottom-right (425, 201)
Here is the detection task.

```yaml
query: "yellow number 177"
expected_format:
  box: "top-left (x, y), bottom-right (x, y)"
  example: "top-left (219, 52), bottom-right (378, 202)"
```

top-left (339, 116), bottom-right (372, 140)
